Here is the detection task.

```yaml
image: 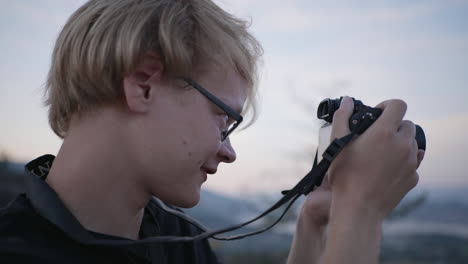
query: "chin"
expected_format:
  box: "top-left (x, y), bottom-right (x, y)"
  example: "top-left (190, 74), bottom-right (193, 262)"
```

top-left (177, 198), bottom-right (200, 208)
top-left (161, 189), bottom-right (201, 209)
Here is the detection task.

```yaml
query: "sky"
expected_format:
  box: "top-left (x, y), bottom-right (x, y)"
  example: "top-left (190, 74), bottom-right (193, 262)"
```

top-left (1, 0), bottom-right (467, 196)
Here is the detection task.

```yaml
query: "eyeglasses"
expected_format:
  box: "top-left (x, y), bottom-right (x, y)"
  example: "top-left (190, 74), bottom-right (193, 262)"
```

top-left (182, 78), bottom-right (243, 141)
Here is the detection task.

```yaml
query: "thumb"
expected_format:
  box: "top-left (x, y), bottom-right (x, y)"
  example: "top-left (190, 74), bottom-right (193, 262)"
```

top-left (330, 96), bottom-right (355, 140)
top-left (320, 173), bottom-right (331, 189)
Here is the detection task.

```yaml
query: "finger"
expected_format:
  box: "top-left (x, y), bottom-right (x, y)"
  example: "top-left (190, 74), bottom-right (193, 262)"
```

top-left (374, 99), bottom-right (407, 130)
top-left (410, 172), bottom-right (420, 190)
top-left (320, 173), bottom-right (331, 189)
top-left (417, 150), bottom-right (425, 168)
top-left (331, 96), bottom-right (354, 140)
top-left (398, 120), bottom-right (416, 139)
top-left (303, 188), bottom-right (332, 225)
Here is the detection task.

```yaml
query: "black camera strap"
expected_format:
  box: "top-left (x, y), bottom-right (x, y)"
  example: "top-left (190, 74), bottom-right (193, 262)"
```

top-left (80, 118), bottom-right (372, 246)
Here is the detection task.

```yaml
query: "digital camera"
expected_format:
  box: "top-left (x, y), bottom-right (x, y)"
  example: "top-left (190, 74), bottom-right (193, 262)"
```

top-left (316, 97), bottom-right (426, 162)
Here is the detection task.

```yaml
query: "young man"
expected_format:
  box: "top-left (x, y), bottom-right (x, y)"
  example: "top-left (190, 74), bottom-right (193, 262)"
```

top-left (0, 0), bottom-right (424, 263)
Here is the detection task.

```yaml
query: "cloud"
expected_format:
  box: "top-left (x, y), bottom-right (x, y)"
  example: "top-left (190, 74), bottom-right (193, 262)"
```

top-left (218, 0), bottom-right (444, 34)
top-left (1, 1), bottom-right (82, 29)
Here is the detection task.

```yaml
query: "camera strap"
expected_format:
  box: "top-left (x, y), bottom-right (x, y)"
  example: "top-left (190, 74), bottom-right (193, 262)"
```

top-left (81, 118), bottom-right (372, 245)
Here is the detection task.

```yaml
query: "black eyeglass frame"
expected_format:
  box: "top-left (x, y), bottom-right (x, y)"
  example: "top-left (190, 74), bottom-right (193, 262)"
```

top-left (182, 78), bottom-right (243, 141)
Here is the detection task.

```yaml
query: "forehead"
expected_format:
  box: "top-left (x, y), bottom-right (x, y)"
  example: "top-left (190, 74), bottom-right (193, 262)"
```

top-left (195, 67), bottom-right (248, 114)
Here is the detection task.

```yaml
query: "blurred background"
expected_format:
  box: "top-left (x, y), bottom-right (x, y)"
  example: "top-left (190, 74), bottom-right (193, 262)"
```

top-left (1, 0), bottom-right (467, 263)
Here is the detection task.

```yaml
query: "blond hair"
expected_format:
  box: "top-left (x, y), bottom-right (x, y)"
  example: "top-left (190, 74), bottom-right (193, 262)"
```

top-left (45, 0), bottom-right (263, 138)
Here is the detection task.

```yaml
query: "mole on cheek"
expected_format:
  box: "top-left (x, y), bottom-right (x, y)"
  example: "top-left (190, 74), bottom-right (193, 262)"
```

top-left (188, 152), bottom-right (192, 157)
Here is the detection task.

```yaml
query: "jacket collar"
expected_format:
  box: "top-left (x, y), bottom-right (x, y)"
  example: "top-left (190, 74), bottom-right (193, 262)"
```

top-left (23, 155), bottom-right (150, 260)
top-left (25, 154), bottom-right (99, 243)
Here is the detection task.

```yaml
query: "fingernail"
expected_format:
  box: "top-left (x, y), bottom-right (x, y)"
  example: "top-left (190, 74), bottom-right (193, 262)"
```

top-left (341, 96), bottom-right (351, 106)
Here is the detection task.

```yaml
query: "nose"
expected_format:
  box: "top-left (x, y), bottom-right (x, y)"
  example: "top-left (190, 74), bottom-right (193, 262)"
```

top-left (218, 138), bottom-right (237, 163)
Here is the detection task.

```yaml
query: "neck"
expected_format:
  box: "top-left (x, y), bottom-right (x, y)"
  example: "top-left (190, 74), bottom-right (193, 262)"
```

top-left (46, 111), bottom-right (150, 240)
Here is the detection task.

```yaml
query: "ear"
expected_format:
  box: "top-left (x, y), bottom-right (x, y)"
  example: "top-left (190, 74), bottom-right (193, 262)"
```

top-left (123, 53), bottom-right (164, 113)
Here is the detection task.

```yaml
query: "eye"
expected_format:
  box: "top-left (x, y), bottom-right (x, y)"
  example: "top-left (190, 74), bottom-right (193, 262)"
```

top-left (219, 113), bottom-right (229, 125)
top-left (218, 114), bottom-right (229, 139)
top-left (221, 129), bottom-right (229, 139)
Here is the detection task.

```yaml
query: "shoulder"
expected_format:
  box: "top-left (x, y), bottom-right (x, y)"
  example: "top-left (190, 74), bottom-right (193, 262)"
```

top-left (0, 195), bottom-right (63, 259)
top-left (0, 195), bottom-right (130, 264)
top-left (0, 194), bottom-right (35, 230)
top-left (0, 194), bottom-right (50, 240)
top-left (0, 194), bottom-right (47, 260)
top-left (0, 194), bottom-right (77, 245)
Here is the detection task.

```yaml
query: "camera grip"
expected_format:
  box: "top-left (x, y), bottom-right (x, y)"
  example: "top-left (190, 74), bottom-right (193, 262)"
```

top-left (348, 108), bottom-right (426, 150)
top-left (415, 125), bottom-right (426, 151)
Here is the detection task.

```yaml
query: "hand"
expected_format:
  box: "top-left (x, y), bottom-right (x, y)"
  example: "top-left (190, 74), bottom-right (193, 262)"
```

top-left (287, 176), bottom-right (332, 264)
top-left (300, 175), bottom-right (332, 229)
top-left (328, 97), bottom-right (425, 220)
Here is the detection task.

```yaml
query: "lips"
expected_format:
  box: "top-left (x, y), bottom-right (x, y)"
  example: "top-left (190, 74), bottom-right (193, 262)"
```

top-left (201, 167), bottom-right (217, 175)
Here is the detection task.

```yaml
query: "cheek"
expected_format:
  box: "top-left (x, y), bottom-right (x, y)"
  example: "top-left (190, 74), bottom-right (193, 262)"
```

top-left (187, 114), bottom-right (222, 150)
top-left (181, 138), bottom-right (204, 166)
top-left (179, 129), bottom-right (222, 168)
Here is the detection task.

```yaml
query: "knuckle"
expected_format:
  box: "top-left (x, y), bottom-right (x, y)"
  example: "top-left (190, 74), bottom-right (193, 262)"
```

top-left (332, 108), bottom-right (349, 123)
top-left (402, 120), bottom-right (415, 127)
top-left (404, 134), bottom-right (414, 146)
top-left (334, 107), bottom-right (348, 118)
top-left (402, 138), bottom-right (415, 157)
top-left (378, 127), bottom-right (394, 140)
top-left (392, 99), bottom-right (407, 112)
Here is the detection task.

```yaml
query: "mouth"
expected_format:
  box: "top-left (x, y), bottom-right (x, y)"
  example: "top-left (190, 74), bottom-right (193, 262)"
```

top-left (201, 167), bottom-right (217, 175)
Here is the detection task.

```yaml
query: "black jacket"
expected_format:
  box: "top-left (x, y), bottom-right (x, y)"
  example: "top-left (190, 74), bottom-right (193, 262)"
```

top-left (0, 155), bottom-right (220, 264)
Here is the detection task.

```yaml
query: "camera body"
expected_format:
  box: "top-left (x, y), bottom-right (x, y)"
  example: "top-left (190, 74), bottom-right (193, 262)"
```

top-left (317, 97), bottom-right (383, 134)
top-left (317, 97), bottom-right (426, 151)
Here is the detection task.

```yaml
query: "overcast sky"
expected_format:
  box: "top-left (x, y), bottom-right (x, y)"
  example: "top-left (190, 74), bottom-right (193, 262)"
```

top-left (1, 0), bottom-right (467, 196)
